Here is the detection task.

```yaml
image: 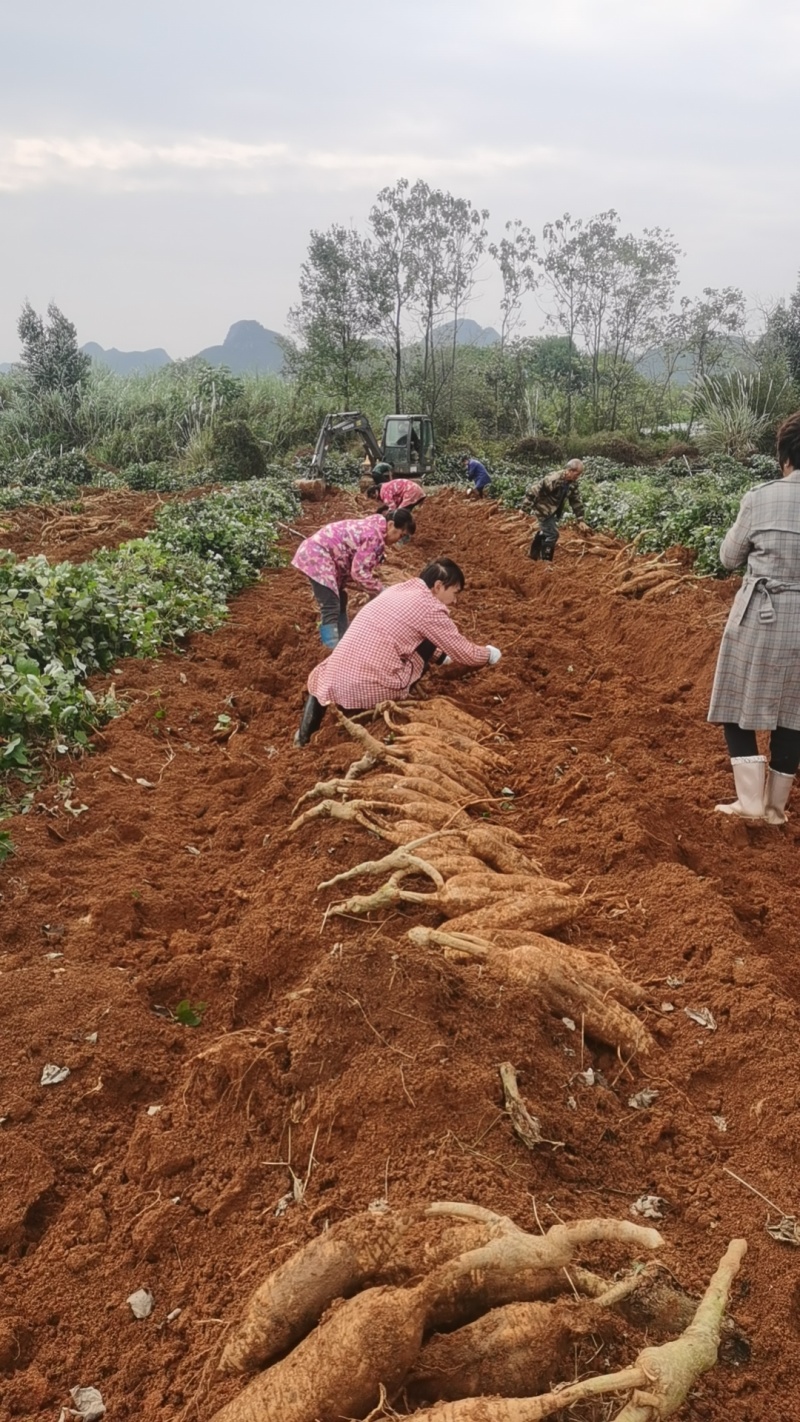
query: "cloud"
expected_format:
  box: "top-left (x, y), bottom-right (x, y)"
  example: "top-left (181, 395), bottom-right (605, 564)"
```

top-left (0, 134), bottom-right (569, 194)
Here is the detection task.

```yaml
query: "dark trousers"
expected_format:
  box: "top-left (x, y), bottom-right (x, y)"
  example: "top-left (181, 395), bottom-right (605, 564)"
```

top-left (309, 579), bottom-right (348, 648)
top-left (723, 723), bottom-right (800, 776)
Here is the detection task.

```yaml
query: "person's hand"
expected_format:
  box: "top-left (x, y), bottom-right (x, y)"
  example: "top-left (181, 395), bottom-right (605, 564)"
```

top-left (486, 645), bottom-right (502, 665)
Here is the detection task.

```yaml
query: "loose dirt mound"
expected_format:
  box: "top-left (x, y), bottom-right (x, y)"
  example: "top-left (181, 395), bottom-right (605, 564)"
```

top-left (1, 487), bottom-right (799, 1419)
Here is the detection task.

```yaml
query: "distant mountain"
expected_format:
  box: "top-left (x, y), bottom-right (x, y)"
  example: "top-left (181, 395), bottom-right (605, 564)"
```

top-left (635, 336), bottom-right (753, 388)
top-left (197, 320), bottom-right (284, 374)
top-left (433, 318), bottom-right (500, 349)
top-left (82, 342), bottom-right (172, 375)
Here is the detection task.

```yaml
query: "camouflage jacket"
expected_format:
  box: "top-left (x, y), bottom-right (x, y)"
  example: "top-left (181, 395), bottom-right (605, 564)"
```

top-left (524, 469), bottom-right (585, 522)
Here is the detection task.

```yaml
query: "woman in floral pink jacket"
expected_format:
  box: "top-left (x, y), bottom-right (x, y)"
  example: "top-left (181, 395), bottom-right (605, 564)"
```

top-left (368, 477), bottom-right (426, 513)
top-left (291, 508), bottom-right (416, 648)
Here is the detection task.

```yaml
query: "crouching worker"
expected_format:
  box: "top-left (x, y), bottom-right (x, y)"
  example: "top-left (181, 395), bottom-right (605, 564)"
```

top-left (523, 459), bottom-right (589, 561)
top-left (367, 476), bottom-right (426, 514)
top-left (291, 509), bottom-right (415, 649)
top-left (294, 557), bottom-right (502, 746)
top-left (462, 454), bottom-right (492, 499)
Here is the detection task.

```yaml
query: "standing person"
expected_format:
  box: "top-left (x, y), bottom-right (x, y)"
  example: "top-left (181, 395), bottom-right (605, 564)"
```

top-left (462, 454), bottom-right (492, 498)
top-left (294, 558), bottom-right (502, 745)
top-left (708, 411), bottom-right (800, 824)
top-left (291, 509), bottom-right (416, 650)
top-left (368, 477), bottom-right (426, 513)
top-left (522, 459), bottom-right (589, 562)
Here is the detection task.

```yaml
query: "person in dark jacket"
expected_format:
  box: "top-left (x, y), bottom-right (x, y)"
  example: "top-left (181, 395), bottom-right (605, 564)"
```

top-left (462, 455), bottom-right (492, 498)
top-left (523, 459), bottom-right (589, 561)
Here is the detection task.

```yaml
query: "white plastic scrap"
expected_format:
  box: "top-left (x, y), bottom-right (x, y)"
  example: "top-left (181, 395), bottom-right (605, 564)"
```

top-left (576, 1067), bottom-right (607, 1088)
top-left (67, 1386), bottom-right (106, 1420)
top-left (40, 1064), bottom-right (70, 1086)
top-left (685, 1007), bottom-right (717, 1031)
top-left (712, 1115), bottom-right (728, 1133)
top-left (127, 1288), bottom-right (154, 1319)
top-left (631, 1194), bottom-right (666, 1220)
top-left (628, 1089), bottom-right (659, 1110)
top-left (660, 1001), bottom-right (675, 1013)
top-left (146, 1104), bottom-right (163, 1116)
top-left (666, 976), bottom-right (685, 988)
top-left (561, 1017), bottom-right (576, 1031)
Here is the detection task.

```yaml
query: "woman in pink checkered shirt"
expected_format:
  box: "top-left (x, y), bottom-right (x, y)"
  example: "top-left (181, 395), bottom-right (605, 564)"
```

top-left (294, 558), bottom-right (502, 745)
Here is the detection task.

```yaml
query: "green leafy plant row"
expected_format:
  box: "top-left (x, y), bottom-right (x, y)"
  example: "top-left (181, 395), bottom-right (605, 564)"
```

top-left (0, 479), bottom-right (299, 777)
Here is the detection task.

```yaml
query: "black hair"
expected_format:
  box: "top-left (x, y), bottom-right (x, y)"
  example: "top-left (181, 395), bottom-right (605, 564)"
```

top-left (419, 557), bottom-right (465, 591)
top-left (366, 486), bottom-right (379, 499)
top-left (777, 411), bottom-right (800, 471)
top-left (388, 507), bottom-right (416, 534)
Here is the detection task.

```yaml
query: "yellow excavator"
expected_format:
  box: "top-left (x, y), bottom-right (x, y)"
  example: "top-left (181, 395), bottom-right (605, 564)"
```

top-left (309, 411), bottom-right (435, 479)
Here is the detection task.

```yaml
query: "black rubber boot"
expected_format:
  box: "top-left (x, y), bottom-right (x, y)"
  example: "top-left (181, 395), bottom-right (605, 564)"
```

top-left (529, 531), bottom-right (543, 560)
top-left (540, 542), bottom-right (555, 563)
top-left (294, 695), bottom-right (327, 747)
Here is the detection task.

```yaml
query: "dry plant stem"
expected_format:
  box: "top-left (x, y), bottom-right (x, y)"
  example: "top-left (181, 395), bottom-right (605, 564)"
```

top-left (318, 842), bottom-right (446, 892)
top-left (613, 1237), bottom-right (748, 1421)
top-left (499, 1062), bottom-right (549, 1149)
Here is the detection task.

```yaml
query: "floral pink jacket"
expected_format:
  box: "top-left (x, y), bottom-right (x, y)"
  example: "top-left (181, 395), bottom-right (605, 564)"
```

top-left (378, 479), bottom-right (425, 511)
top-left (291, 515), bottom-right (387, 596)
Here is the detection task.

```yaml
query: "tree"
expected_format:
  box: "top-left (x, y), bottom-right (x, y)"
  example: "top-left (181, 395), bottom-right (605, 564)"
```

top-left (17, 301), bottom-right (90, 397)
top-left (763, 276), bottom-right (800, 386)
top-left (489, 221), bottom-right (538, 350)
top-left (540, 215), bottom-right (593, 434)
top-left (288, 226), bottom-right (379, 407)
top-left (368, 179), bottom-right (424, 413)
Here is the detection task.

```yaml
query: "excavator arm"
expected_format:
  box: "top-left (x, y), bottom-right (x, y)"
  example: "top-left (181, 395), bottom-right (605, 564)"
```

top-left (309, 412), bottom-right (382, 474)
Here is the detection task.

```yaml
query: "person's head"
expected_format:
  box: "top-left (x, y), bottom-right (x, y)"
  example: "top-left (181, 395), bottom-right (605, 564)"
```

top-left (460, 453), bottom-right (471, 467)
top-left (373, 461), bottom-right (394, 487)
top-left (385, 507), bottom-right (416, 545)
top-left (564, 458), bottom-right (584, 483)
top-left (419, 557), bottom-right (465, 607)
top-left (777, 412), bottom-right (800, 474)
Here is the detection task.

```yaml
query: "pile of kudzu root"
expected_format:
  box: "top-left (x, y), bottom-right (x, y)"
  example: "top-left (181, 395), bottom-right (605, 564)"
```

top-left (210, 1201), bottom-right (747, 1421)
top-left (290, 696), bottom-right (653, 1058)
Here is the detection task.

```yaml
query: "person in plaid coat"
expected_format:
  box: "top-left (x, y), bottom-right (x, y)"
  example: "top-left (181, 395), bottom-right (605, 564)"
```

top-left (294, 558), bottom-right (502, 745)
top-left (291, 509), bottom-right (415, 649)
top-left (708, 410), bottom-right (800, 823)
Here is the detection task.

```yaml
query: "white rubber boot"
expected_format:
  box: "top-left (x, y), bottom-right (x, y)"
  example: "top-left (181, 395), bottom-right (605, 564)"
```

top-left (764, 768), bottom-right (794, 826)
top-left (715, 756), bottom-right (767, 819)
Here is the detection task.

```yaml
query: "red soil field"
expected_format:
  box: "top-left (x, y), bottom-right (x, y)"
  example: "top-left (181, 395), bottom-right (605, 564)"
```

top-left (2, 488), bottom-right (799, 1420)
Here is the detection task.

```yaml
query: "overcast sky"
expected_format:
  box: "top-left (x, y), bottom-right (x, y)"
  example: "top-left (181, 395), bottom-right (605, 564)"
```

top-left (2, 0), bottom-right (799, 360)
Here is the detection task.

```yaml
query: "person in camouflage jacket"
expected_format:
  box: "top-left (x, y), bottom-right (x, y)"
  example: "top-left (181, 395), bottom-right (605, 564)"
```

top-left (522, 459), bottom-right (588, 561)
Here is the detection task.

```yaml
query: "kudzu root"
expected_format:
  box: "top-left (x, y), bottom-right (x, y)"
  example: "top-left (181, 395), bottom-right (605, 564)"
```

top-left (327, 871), bottom-right (576, 924)
top-left (220, 1208), bottom-right (494, 1375)
top-left (408, 1297), bottom-right (622, 1404)
top-left (443, 891), bottom-right (584, 936)
top-left (409, 927), bottom-right (654, 1057)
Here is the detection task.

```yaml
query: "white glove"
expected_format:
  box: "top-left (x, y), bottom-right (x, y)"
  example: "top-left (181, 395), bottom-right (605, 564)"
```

top-left (486, 645), bottom-right (502, 665)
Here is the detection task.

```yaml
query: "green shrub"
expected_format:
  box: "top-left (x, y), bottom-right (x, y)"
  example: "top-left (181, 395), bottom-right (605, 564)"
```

top-left (506, 435), bottom-right (564, 465)
top-left (208, 419), bottom-right (267, 482)
top-left (577, 433), bottom-right (655, 465)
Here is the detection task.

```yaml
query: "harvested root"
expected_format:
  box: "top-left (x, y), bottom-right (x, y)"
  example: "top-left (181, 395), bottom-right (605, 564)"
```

top-left (441, 891), bottom-right (584, 936)
top-left (382, 698), bottom-right (489, 738)
top-left (408, 1297), bottom-right (621, 1404)
top-left (220, 1208), bottom-right (495, 1374)
top-left (327, 871), bottom-right (576, 925)
top-left (410, 927), bottom-right (654, 1057)
top-left (289, 798), bottom-right (398, 838)
top-left (401, 1237), bottom-right (746, 1422)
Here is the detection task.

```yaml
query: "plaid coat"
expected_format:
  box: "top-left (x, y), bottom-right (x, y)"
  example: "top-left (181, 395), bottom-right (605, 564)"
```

top-left (708, 472), bottom-right (800, 730)
top-left (291, 515), bottom-right (387, 596)
top-left (308, 577), bottom-right (489, 709)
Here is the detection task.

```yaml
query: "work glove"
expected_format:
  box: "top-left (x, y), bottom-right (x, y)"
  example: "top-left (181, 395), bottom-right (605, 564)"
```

top-left (486, 645), bottom-right (502, 665)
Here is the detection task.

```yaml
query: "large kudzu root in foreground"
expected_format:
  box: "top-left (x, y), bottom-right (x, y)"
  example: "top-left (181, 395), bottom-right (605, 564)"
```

top-left (409, 926), bottom-right (654, 1057)
top-left (212, 1213), bottom-right (664, 1422)
top-left (408, 1297), bottom-right (623, 1404)
top-left (400, 1238), bottom-right (747, 1422)
top-left (219, 1207), bottom-right (497, 1375)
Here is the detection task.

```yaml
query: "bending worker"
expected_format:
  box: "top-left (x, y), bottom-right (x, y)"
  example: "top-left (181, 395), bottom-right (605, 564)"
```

top-left (294, 557), bottom-right (502, 746)
top-left (708, 410), bottom-right (800, 825)
top-left (367, 476), bottom-right (426, 513)
top-left (462, 453), bottom-right (492, 498)
top-left (291, 509), bottom-right (415, 649)
top-left (523, 458), bottom-right (589, 561)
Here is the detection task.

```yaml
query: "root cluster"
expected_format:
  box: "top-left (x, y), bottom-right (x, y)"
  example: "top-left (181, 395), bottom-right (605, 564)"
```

top-left (211, 1202), bottom-right (746, 1422)
top-left (290, 697), bottom-right (654, 1056)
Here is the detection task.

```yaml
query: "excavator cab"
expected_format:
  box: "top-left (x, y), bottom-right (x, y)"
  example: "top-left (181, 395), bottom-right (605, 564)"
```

top-left (382, 415), bottom-right (434, 475)
top-left (309, 412), bottom-right (435, 479)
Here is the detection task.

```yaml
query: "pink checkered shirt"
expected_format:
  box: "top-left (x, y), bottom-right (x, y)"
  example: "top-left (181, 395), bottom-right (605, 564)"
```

top-left (291, 514), bottom-right (387, 595)
top-left (308, 577), bottom-right (489, 709)
top-left (379, 478), bottom-right (425, 510)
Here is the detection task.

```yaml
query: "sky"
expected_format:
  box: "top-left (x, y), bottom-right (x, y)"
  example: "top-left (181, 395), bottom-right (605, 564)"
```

top-left (2, 0), bottom-right (799, 361)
